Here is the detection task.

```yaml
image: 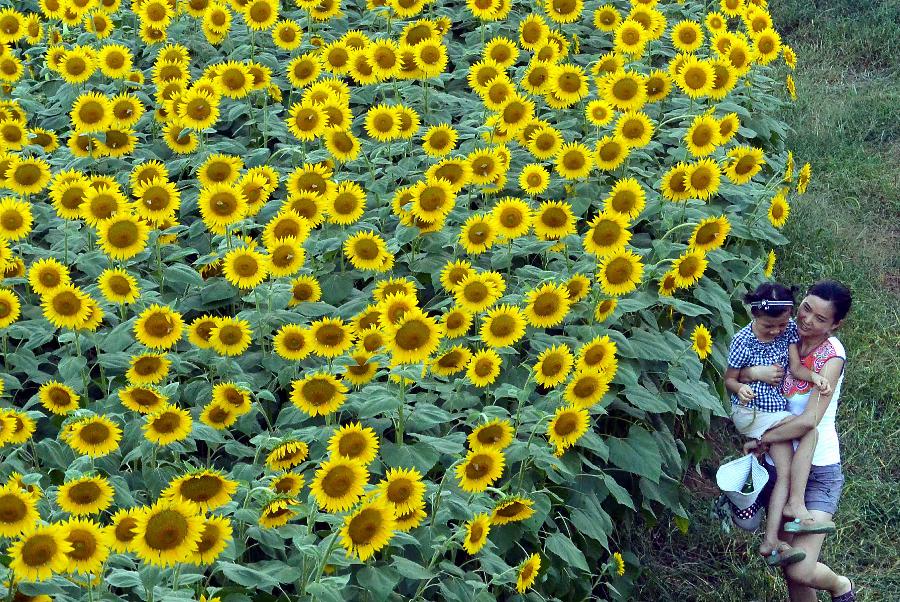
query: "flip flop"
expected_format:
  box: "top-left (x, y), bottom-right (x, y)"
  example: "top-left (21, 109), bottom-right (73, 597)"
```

top-left (784, 517), bottom-right (837, 534)
top-left (764, 546), bottom-right (806, 567)
top-left (832, 577), bottom-right (856, 602)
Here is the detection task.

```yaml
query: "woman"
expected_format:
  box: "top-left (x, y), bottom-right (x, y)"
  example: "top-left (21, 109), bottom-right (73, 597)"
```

top-left (742, 280), bottom-right (856, 601)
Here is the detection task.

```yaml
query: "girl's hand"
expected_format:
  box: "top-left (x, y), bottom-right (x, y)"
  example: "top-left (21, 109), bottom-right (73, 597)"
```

top-left (811, 373), bottom-right (832, 395)
top-left (753, 365), bottom-right (785, 386)
top-left (737, 384), bottom-right (756, 404)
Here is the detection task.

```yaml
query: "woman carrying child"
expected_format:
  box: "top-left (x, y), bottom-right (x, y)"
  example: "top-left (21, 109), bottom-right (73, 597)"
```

top-left (741, 280), bottom-right (856, 601)
top-left (724, 282), bottom-right (834, 566)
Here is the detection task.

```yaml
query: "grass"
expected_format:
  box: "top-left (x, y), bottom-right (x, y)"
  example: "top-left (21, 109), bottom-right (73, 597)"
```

top-left (632, 1), bottom-right (900, 600)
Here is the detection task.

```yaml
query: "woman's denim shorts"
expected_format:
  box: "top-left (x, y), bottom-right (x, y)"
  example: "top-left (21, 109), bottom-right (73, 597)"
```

top-left (760, 461), bottom-right (845, 515)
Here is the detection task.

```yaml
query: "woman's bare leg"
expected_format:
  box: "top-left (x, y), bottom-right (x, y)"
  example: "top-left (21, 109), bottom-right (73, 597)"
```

top-left (782, 511), bottom-right (852, 596)
top-left (784, 429), bottom-right (817, 522)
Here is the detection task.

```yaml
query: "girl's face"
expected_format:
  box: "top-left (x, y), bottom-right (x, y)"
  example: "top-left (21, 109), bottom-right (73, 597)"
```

top-left (753, 308), bottom-right (791, 342)
top-left (796, 294), bottom-right (841, 339)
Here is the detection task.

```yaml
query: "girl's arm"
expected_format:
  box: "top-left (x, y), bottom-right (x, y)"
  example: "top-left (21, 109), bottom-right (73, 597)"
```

top-left (738, 364), bottom-right (784, 386)
top-left (788, 344), bottom-right (832, 394)
top-left (758, 357), bottom-right (844, 445)
top-left (725, 367), bottom-right (755, 404)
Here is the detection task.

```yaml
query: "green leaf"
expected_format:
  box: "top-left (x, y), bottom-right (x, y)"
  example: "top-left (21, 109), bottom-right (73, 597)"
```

top-left (392, 556), bottom-right (434, 580)
top-left (606, 425), bottom-right (663, 484)
top-left (105, 569), bottom-right (143, 589)
top-left (624, 385), bottom-right (674, 413)
top-left (357, 566), bottom-right (402, 599)
top-left (545, 532), bottom-right (590, 572)
top-left (218, 562), bottom-right (279, 590)
top-left (602, 474), bottom-right (636, 510)
top-left (380, 441), bottom-right (441, 473)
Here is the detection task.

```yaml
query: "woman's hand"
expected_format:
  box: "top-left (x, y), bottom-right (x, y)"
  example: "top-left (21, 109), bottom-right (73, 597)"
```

top-left (748, 364), bottom-right (785, 386)
top-left (810, 373), bottom-right (833, 395)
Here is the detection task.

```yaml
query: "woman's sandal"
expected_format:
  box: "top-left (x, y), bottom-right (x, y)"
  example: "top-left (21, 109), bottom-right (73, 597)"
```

top-left (764, 545), bottom-right (806, 567)
top-left (832, 577), bottom-right (856, 602)
top-left (784, 516), bottom-right (837, 534)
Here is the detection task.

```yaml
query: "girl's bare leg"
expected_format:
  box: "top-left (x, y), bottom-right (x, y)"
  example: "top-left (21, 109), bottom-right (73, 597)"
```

top-left (784, 429), bottom-right (817, 523)
top-left (761, 441), bottom-right (793, 555)
top-left (782, 513), bottom-right (853, 596)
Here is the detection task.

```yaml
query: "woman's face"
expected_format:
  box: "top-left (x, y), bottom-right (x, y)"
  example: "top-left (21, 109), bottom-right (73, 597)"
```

top-left (796, 294), bottom-right (840, 339)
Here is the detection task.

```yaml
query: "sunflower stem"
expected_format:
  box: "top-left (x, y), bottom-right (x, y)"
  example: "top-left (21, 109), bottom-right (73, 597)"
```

top-left (396, 380), bottom-right (407, 445)
top-left (307, 530), bottom-right (340, 593)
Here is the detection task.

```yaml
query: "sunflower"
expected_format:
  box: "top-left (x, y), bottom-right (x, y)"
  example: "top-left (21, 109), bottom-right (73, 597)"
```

top-left (491, 496), bottom-right (534, 525)
top-left (660, 162), bottom-right (692, 202)
top-left (376, 467), bottom-right (425, 515)
top-left (468, 418), bottom-right (514, 451)
top-left (266, 440), bottom-right (309, 471)
top-left (458, 514), bottom-right (491, 555)
top-left (596, 249), bottom-right (643, 296)
top-left (724, 146), bottom-right (765, 185)
top-left (132, 499), bottom-right (203, 567)
top-left (57, 475), bottom-right (114, 516)
top-left (134, 304), bottom-right (183, 350)
top-left (162, 121), bottom-right (199, 154)
top-left (191, 514), bottom-right (232, 565)
top-left (122, 354), bottom-right (169, 387)
top-left (105, 508), bottom-right (139, 554)
top-left (477, 305), bottom-right (525, 349)
top-left (676, 57), bottom-right (715, 98)
top-left (459, 214), bottom-right (497, 255)
top-left (439, 309), bottom-right (472, 339)
top-left (198, 154), bottom-right (243, 187)
top-left (270, 472), bottom-right (306, 497)
top-left (59, 517), bottom-right (111, 575)
top-left (309, 317), bottom-right (355, 358)
top-left (614, 110), bottom-right (654, 148)
top-left (310, 456), bottom-right (368, 512)
top-left (338, 497), bottom-right (395, 561)
top-left (593, 135), bottom-right (629, 171)
top-left (119, 384), bottom-right (168, 414)
top-left (222, 247), bottom-right (268, 289)
top-left (8, 523), bottom-right (72, 582)
top-left (672, 20), bottom-right (703, 53)
top-left (429, 345), bottom-right (471, 377)
top-left (62, 416), bottom-right (122, 458)
top-left (0, 196), bottom-right (32, 240)
top-left (95, 268), bottom-right (138, 305)
top-left (263, 209), bottom-right (312, 246)
top-left (456, 447), bottom-right (504, 493)
top-left (163, 470), bottom-right (237, 512)
top-left (524, 283), bottom-right (571, 328)
top-left (327, 422), bottom-right (379, 464)
top-left (143, 405), bottom-right (193, 446)
top-left (178, 89), bottom-right (219, 130)
top-left (272, 324), bottom-right (311, 361)
top-left (516, 553), bottom-right (541, 593)
top-left (385, 307), bottom-right (441, 364)
top-left (764, 249), bottom-right (777, 278)
top-left (258, 498), bottom-right (297, 529)
top-left (0, 287), bottom-right (20, 329)
top-left (466, 348), bottom-right (502, 388)
top-left (685, 114), bottom-right (722, 157)
top-left (689, 215), bottom-right (731, 252)
top-left (272, 19), bottom-right (302, 50)
top-left (291, 372), bottom-right (348, 417)
top-left (753, 27), bottom-right (781, 65)
top-left (554, 142), bottom-right (593, 180)
top-left (0, 482), bottom-right (39, 537)
top-left (797, 162), bottom-right (811, 195)
top-left (547, 405), bottom-right (590, 455)
top-left (691, 324), bottom-right (713, 360)
top-left (533, 344), bottom-right (574, 388)
top-left (326, 181), bottom-right (367, 225)
top-left (96, 214), bottom-right (149, 260)
top-left (768, 190), bottom-right (790, 228)
top-left (564, 369), bottom-right (610, 408)
top-left (685, 158), bottom-right (722, 200)
top-left (59, 48), bottom-right (96, 84)
top-left (38, 381), bottom-right (80, 415)
top-left (243, 0), bottom-right (278, 30)
top-left (6, 156), bottom-right (51, 196)
top-left (453, 274), bottom-right (501, 314)
top-left (421, 123), bottom-right (457, 157)
top-left (209, 317), bottom-right (253, 356)
top-left (343, 232), bottom-right (390, 272)
top-left (583, 212), bottom-right (631, 257)
top-left (42, 285), bottom-right (91, 330)
top-left (671, 250), bottom-right (708, 288)
top-left (533, 200), bottom-right (575, 241)
top-left (566, 274), bottom-right (592, 301)
top-left (601, 70), bottom-right (647, 111)
top-left (526, 125), bottom-right (562, 161)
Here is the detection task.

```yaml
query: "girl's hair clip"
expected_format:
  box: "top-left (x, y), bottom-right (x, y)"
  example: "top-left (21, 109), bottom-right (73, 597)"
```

top-left (750, 299), bottom-right (793, 310)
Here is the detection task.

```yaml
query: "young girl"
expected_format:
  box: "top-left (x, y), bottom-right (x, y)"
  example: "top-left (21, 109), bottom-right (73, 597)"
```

top-left (724, 282), bottom-right (833, 565)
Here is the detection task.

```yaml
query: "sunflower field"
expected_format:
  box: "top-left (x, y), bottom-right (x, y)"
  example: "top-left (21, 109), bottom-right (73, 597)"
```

top-left (0, 0), bottom-right (808, 599)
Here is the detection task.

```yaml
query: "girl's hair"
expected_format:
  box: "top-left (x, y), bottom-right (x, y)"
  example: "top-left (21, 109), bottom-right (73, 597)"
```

top-left (807, 280), bottom-right (853, 322)
top-left (744, 282), bottom-right (796, 317)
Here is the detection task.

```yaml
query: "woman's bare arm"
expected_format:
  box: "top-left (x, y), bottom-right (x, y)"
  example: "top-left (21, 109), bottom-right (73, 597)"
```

top-left (758, 357), bottom-right (844, 445)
